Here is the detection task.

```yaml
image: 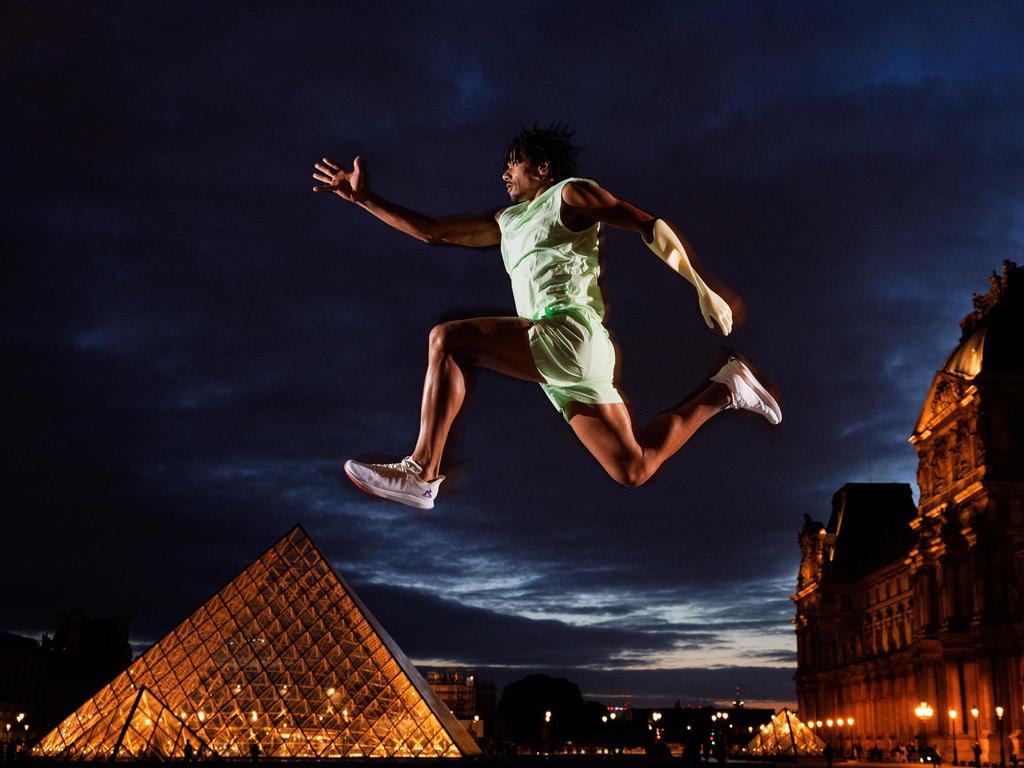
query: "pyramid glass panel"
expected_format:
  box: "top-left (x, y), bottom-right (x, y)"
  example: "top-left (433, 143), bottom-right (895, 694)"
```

top-left (34, 525), bottom-right (480, 759)
top-left (744, 709), bottom-right (826, 757)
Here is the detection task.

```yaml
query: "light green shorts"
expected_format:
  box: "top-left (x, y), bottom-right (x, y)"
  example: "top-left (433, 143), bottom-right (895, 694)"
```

top-left (528, 310), bottom-right (623, 420)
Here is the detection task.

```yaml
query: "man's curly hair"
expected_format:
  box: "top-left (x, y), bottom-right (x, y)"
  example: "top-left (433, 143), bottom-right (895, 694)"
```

top-left (502, 124), bottom-right (579, 182)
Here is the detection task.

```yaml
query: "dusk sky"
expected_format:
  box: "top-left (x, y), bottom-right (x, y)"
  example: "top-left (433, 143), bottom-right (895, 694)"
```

top-left (4, 1), bottom-right (1023, 709)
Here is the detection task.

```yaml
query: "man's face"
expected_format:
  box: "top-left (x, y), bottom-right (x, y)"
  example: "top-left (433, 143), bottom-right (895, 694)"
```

top-left (502, 156), bottom-right (551, 202)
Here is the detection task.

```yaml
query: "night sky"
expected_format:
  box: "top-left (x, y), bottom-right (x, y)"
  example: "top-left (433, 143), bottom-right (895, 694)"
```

top-left (4, 2), bottom-right (1023, 709)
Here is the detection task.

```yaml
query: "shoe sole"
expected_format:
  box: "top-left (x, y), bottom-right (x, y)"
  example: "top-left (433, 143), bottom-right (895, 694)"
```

top-left (730, 357), bottom-right (782, 425)
top-left (343, 462), bottom-right (435, 510)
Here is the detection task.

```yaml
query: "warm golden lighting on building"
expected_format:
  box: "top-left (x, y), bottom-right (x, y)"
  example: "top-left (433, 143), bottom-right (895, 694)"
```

top-left (744, 709), bottom-right (825, 757)
top-left (32, 526), bottom-right (479, 759)
top-left (793, 263), bottom-right (1024, 761)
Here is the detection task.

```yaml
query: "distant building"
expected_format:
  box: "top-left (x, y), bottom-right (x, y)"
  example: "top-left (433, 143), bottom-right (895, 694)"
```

top-left (423, 668), bottom-right (495, 733)
top-left (0, 613), bottom-right (132, 746)
top-left (794, 261), bottom-right (1024, 761)
top-left (0, 632), bottom-right (45, 741)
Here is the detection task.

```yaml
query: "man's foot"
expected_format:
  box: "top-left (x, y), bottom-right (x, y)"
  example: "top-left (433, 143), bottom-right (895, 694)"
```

top-left (710, 356), bottom-right (782, 425)
top-left (343, 456), bottom-right (444, 510)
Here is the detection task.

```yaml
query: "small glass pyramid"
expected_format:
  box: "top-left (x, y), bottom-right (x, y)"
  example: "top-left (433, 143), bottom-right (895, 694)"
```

top-left (744, 708), bottom-right (825, 757)
top-left (34, 526), bottom-right (479, 759)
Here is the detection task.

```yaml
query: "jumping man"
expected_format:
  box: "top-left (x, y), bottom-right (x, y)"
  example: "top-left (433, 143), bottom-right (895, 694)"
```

top-left (311, 127), bottom-right (781, 509)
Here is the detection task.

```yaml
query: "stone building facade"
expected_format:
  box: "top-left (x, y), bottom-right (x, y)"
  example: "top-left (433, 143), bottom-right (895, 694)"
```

top-left (794, 261), bottom-right (1024, 761)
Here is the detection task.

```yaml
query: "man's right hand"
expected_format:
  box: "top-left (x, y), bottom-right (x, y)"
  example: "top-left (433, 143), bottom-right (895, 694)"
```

top-left (312, 156), bottom-right (368, 202)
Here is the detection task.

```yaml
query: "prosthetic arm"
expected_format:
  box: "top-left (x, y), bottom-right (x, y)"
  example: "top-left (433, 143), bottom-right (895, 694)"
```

top-left (645, 219), bottom-right (733, 335)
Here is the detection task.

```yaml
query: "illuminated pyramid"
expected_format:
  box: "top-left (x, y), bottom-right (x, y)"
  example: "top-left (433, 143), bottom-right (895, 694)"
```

top-left (34, 526), bottom-right (480, 759)
top-left (744, 709), bottom-right (824, 757)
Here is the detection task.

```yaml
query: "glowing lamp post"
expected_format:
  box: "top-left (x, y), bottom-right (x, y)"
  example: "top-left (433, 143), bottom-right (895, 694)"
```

top-left (995, 706), bottom-right (1005, 768)
top-left (949, 710), bottom-right (959, 766)
top-left (542, 710), bottom-right (552, 754)
top-left (916, 702), bottom-right (934, 751)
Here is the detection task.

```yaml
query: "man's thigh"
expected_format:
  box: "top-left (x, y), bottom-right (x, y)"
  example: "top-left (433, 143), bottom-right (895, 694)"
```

top-left (440, 316), bottom-right (543, 383)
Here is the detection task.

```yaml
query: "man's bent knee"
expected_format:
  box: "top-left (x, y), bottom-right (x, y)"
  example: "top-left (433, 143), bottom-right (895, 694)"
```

top-left (428, 322), bottom-right (458, 359)
top-left (612, 459), bottom-right (650, 488)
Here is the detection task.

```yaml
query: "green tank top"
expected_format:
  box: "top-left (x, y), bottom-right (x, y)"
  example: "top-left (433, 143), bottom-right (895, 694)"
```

top-left (498, 177), bottom-right (604, 328)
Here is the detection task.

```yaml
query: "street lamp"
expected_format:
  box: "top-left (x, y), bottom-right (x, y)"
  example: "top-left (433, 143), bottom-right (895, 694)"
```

top-left (970, 707), bottom-right (981, 768)
top-left (651, 712), bottom-right (663, 743)
top-left (949, 710), bottom-right (959, 766)
top-left (995, 706), bottom-right (1005, 768)
top-left (916, 702), bottom-right (934, 751)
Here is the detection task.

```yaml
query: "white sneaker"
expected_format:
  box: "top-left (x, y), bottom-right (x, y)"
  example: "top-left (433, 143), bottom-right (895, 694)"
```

top-left (343, 456), bottom-right (444, 510)
top-left (710, 356), bottom-right (782, 425)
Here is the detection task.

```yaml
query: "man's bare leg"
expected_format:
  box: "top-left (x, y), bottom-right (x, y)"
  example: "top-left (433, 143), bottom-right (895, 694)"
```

top-left (566, 385), bottom-right (732, 487)
top-left (353, 315), bottom-right (772, 496)
top-left (409, 317), bottom-right (543, 480)
top-left (406, 316), bottom-right (736, 486)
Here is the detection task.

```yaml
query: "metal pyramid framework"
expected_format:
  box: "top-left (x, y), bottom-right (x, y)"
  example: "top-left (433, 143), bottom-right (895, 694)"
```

top-left (743, 708), bottom-right (825, 757)
top-left (34, 525), bottom-right (480, 759)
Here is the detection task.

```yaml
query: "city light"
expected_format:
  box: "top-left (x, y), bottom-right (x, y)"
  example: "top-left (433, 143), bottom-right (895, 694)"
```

top-left (949, 709), bottom-right (959, 765)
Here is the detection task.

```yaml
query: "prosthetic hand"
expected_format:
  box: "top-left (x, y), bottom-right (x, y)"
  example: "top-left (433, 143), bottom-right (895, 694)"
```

top-left (645, 219), bottom-right (733, 335)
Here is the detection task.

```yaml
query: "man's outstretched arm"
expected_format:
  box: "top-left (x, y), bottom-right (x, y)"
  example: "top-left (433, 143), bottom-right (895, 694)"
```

top-left (561, 180), bottom-right (735, 335)
top-left (312, 156), bottom-right (500, 247)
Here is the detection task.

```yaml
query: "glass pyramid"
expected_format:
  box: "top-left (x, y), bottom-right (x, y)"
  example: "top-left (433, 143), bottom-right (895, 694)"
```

top-left (34, 525), bottom-right (480, 759)
top-left (744, 708), bottom-right (825, 757)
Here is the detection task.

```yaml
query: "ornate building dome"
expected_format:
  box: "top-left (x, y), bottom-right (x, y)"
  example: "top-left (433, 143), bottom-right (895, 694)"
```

top-left (913, 260), bottom-right (1020, 437)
